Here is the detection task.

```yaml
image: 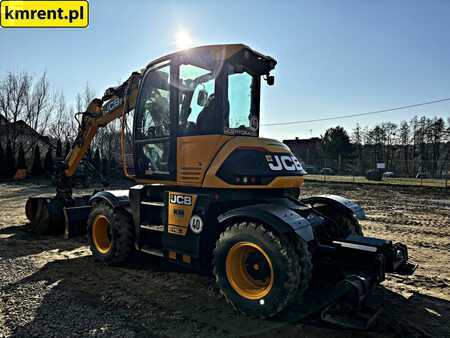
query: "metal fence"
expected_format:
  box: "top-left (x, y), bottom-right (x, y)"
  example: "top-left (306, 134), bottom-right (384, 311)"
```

top-left (302, 158), bottom-right (450, 178)
top-left (302, 158), bottom-right (449, 188)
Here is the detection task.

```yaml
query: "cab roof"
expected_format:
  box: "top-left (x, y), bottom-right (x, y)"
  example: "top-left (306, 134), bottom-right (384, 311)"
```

top-left (143, 44), bottom-right (277, 74)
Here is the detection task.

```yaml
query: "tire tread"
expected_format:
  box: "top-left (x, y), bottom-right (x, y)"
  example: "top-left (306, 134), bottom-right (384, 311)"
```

top-left (87, 202), bottom-right (134, 265)
top-left (213, 220), bottom-right (312, 318)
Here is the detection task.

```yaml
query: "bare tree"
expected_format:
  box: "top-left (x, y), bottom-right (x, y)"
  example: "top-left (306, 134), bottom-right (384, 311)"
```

top-left (74, 83), bottom-right (105, 159)
top-left (52, 91), bottom-right (67, 140)
top-left (0, 71), bottom-right (32, 152)
top-left (67, 106), bottom-right (78, 142)
top-left (77, 82), bottom-right (121, 161)
top-left (25, 73), bottom-right (56, 147)
top-left (76, 83), bottom-right (96, 112)
top-left (51, 91), bottom-right (77, 143)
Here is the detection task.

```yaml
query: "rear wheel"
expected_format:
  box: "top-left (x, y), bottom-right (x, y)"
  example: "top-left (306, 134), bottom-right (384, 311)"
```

top-left (343, 214), bottom-right (363, 236)
top-left (87, 202), bottom-right (134, 265)
top-left (294, 237), bottom-right (313, 300)
top-left (213, 221), bottom-right (311, 318)
top-left (315, 205), bottom-right (363, 240)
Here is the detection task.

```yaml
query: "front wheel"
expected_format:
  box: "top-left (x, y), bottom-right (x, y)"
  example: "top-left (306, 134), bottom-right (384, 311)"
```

top-left (213, 221), bottom-right (310, 318)
top-left (87, 202), bottom-right (134, 265)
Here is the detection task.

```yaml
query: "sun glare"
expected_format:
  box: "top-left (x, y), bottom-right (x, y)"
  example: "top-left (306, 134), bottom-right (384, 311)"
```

top-left (175, 30), bottom-right (194, 50)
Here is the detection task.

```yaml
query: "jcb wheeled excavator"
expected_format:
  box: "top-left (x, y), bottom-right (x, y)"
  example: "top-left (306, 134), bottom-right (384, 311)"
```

top-left (25, 44), bottom-right (415, 326)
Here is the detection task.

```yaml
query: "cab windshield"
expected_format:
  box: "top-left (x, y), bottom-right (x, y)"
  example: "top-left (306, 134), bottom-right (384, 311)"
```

top-left (178, 61), bottom-right (259, 136)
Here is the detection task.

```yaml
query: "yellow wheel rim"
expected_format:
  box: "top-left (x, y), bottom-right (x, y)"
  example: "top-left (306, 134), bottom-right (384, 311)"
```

top-left (92, 215), bottom-right (112, 254)
top-left (225, 242), bottom-right (274, 300)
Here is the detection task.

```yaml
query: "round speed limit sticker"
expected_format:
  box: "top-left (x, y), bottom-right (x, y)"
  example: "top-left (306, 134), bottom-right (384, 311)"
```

top-left (189, 215), bottom-right (204, 234)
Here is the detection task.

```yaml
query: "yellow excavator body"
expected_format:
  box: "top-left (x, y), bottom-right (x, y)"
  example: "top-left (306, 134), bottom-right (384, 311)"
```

top-left (24, 43), bottom-right (415, 323)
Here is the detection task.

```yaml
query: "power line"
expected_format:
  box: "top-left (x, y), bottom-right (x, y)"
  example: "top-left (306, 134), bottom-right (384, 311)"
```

top-left (261, 97), bottom-right (450, 127)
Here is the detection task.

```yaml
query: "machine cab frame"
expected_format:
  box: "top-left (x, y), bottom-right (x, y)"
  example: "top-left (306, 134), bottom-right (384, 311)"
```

top-left (133, 46), bottom-right (274, 181)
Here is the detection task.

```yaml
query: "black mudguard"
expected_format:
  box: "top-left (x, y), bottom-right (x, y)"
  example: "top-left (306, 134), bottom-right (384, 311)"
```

top-left (90, 190), bottom-right (131, 211)
top-left (300, 194), bottom-right (367, 220)
top-left (217, 203), bottom-right (315, 242)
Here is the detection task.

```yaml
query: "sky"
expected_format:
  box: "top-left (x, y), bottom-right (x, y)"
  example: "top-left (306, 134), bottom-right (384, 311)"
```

top-left (1, 0), bottom-right (449, 141)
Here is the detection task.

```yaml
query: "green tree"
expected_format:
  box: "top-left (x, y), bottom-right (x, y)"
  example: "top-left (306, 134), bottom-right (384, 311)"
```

top-left (101, 158), bottom-right (109, 177)
top-left (44, 147), bottom-right (55, 174)
top-left (399, 121), bottom-right (411, 176)
top-left (109, 157), bottom-right (117, 178)
top-left (321, 126), bottom-right (351, 173)
top-left (430, 117), bottom-right (445, 176)
top-left (0, 142), bottom-right (5, 177)
top-left (17, 143), bottom-right (27, 170)
top-left (351, 123), bottom-right (364, 174)
top-left (93, 148), bottom-right (101, 171)
top-left (56, 138), bottom-right (63, 158)
top-left (31, 144), bottom-right (43, 176)
top-left (380, 122), bottom-right (397, 170)
top-left (64, 141), bottom-right (71, 157)
top-left (5, 140), bottom-right (16, 177)
top-left (85, 147), bottom-right (92, 162)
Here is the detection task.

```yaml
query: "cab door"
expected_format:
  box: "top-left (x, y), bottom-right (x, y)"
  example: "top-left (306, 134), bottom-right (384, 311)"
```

top-left (134, 61), bottom-right (177, 180)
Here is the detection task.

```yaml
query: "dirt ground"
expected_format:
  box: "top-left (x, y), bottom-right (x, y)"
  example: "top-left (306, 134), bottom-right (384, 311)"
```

top-left (0, 180), bottom-right (449, 337)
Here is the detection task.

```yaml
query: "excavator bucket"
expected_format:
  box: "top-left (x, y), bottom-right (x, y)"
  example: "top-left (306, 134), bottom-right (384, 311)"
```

top-left (25, 195), bottom-right (92, 238)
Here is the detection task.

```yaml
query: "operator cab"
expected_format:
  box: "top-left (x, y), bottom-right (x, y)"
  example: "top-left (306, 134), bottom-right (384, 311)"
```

top-left (133, 45), bottom-right (276, 180)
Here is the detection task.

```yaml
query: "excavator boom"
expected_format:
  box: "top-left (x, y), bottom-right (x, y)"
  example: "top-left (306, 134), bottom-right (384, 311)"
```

top-left (63, 72), bottom-right (141, 180)
top-left (26, 71), bottom-right (141, 235)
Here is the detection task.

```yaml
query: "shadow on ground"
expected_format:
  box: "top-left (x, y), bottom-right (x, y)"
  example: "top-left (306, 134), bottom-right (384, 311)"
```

top-left (0, 225), bottom-right (85, 259)
top-left (3, 248), bottom-right (449, 337)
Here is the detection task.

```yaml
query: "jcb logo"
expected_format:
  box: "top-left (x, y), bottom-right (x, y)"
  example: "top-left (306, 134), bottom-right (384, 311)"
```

top-left (170, 194), bottom-right (192, 206)
top-left (104, 97), bottom-right (123, 114)
top-left (265, 154), bottom-right (303, 172)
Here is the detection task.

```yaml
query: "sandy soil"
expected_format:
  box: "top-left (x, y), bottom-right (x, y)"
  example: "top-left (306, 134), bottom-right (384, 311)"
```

top-left (0, 180), bottom-right (449, 337)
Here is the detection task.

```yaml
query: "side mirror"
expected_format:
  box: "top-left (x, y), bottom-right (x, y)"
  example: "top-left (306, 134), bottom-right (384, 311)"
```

top-left (197, 89), bottom-right (208, 106)
top-left (266, 75), bottom-right (275, 86)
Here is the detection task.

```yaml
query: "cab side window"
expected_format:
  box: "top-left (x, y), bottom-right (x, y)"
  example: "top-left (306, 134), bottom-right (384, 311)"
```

top-left (136, 65), bottom-right (171, 138)
top-left (178, 64), bottom-right (217, 135)
top-left (227, 71), bottom-right (253, 130)
top-left (135, 64), bottom-right (172, 176)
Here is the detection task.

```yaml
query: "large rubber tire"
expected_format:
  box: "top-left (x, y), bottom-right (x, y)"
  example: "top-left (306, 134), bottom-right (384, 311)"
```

top-left (213, 221), bottom-right (311, 318)
top-left (316, 205), bottom-right (364, 239)
top-left (330, 211), bottom-right (363, 237)
top-left (342, 214), bottom-right (363, 236)
top-left (294, 237), bottom-right (313, 301)
top-left (87, 202), bottom-right (134, 265)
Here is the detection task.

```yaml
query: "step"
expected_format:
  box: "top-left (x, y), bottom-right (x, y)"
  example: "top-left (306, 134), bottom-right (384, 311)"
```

top-left (140, 224), bottom-right (164, 232)
top-left (140, 246), bottom-right (164, 257)
top-left (141, 201), bottom-right (164, 207)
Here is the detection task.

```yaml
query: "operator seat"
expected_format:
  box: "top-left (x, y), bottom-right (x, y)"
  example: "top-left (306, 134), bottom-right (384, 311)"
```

top-left (196, 95), bottom-right (229, 133)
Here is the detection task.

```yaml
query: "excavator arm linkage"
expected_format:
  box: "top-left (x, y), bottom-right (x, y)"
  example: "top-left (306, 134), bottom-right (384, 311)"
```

top-left (56, 72), bottom-right (141, 198)
top-left (26, 72), bottom-right (141, 235)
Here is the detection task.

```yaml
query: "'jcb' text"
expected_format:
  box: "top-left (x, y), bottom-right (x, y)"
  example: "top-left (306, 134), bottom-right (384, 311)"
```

top-left (265, 154), bottom-right (303, 172)
top-left (170, 194), bottom-right (192, 206)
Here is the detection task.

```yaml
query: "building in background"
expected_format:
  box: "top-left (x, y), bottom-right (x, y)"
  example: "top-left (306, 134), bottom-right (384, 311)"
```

top-left (0, 114), bottom-right (55, 159)
top-left (283, 137), bottom-right (324, 173)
